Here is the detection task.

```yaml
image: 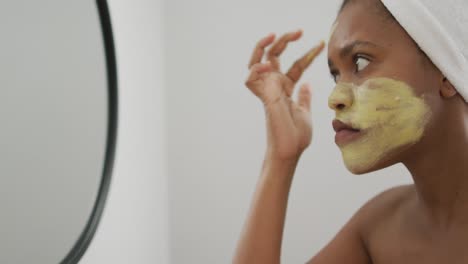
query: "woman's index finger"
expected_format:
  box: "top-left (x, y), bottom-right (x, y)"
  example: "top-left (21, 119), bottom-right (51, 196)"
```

top-left (305, 40), bottom-right (326, 65)
top-left (248, 33), bottom-right (276, 69)
top-left (286, 41), bottom-right (326, 84)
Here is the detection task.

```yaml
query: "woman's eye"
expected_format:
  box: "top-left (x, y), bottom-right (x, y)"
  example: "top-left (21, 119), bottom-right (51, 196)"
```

top-left (355, 56), bottom-right (370, 72)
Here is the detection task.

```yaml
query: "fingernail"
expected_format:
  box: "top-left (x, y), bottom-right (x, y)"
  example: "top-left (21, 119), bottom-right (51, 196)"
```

top-left (306, 48), bottom-right (320, 61)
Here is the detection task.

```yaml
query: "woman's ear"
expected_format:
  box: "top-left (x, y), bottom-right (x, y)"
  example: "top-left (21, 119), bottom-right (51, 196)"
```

top-left (440, 77), bottom-right (458, 98)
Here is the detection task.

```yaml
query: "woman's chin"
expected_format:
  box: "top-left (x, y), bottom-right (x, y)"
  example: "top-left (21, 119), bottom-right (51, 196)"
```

top-left (344, 162), bottom-right (376, 175)
top-left (340, 149), bottom-right (386, 175)
top-left (342, 147), bottom-right (406, 175)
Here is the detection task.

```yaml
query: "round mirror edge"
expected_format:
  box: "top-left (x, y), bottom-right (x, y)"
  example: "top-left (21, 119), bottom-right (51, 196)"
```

top-left (60, 0), bottom-right (118, 263)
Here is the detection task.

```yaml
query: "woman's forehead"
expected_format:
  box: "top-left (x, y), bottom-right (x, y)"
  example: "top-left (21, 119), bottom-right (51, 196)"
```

top-left (332, 6), bottom-right (386, 43)
top-left (329, 22), bottom-right (339, 41)
top-left (328, 3), bottom-right (401, 53)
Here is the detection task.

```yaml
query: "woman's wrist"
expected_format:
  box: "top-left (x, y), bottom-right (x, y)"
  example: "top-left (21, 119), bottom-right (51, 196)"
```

top-left (263, 150), bottom-right (301, 180)
top-left (265, 148), bottom-right (302, 165)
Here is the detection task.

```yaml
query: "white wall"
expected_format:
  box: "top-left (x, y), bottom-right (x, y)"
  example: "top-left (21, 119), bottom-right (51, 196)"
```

top-left (77, 0), bottom-right (413, 263)
top-left (165, 0), bottom-right (411, 263)
top-left (80, 0), bottom-right (169, 263)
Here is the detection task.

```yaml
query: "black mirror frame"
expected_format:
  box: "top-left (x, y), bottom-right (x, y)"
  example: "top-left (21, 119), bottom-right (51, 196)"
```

top-left (60, 0), bottom-right (118, 263)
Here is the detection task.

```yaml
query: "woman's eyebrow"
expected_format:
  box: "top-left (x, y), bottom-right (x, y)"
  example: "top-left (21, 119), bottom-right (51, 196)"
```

top-left (340, 40), bottom-right (379, 59)
top-left (328, 40), bottom-right (379, 69)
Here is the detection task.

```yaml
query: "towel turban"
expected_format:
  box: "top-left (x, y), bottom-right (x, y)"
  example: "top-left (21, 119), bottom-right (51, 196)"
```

top-left (380, 0), bottom-right (468, 102)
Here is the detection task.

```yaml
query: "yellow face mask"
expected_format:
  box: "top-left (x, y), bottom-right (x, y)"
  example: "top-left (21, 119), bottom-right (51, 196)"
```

top-left (328, 77), bottom-right (431, 173)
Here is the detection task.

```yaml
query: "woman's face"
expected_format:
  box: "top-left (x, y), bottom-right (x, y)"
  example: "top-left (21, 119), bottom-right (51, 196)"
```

top-left (327, 0), bottom-right (443, 174)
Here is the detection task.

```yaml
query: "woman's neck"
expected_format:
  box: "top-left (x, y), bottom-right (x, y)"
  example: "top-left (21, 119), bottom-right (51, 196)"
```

top-left (403, 106), bottom-right (468, 228)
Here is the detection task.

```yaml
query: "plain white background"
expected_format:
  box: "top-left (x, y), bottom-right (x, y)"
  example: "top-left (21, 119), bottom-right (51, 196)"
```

top-left (82, 0), bottom-right (412, 263)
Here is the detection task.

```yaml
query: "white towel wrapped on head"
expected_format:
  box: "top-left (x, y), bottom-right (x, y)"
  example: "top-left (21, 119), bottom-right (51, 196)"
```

top-left (380, 0), bottom-right (468, 102)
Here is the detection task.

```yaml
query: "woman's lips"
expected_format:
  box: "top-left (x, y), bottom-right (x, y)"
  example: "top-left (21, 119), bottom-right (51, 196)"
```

top-left (332, 119), bottom-right (364, 146)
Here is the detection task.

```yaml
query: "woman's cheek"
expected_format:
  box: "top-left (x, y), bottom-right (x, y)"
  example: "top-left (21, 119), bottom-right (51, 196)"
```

top-left (338, 77), bottom-right (431, 173)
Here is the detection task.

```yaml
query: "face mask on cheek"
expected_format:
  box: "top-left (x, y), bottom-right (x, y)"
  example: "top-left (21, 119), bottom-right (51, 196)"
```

top-left (329, 77), bottom-right (431, 173)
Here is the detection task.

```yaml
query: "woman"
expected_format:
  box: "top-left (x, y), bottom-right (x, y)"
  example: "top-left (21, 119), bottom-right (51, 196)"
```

top-left (233, 0), bottom-right (468, 263)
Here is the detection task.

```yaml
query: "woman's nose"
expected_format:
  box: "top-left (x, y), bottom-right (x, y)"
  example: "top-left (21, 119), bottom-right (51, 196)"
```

top-left (328, 84), bottom-right (354, 111)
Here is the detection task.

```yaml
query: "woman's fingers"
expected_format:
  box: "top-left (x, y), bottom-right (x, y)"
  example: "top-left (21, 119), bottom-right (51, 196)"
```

top-left (266, 29), bottom-right (303, 70)
top-left (286, 41), bottom-right (325, 84)
top-left (298, 83), bottom-right (312, 112)
top-left (247, 31), bottom-right (323, 103)
top-left (248, 33), bottom-right (276, 69)
top-left (244, 62), bottom-right (273, 97)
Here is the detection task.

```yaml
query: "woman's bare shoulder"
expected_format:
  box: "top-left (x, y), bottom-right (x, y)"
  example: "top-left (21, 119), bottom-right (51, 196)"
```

top-left (364, 184), bottom-right (414, 212)
top-left (355, 184), bottom-right (415, 237)
top-left (305, 185), bottom-right (415, 264)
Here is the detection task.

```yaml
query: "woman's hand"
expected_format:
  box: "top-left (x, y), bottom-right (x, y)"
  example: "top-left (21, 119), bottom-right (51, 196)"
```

top-left (245, 30), bottom-right (324, 161)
